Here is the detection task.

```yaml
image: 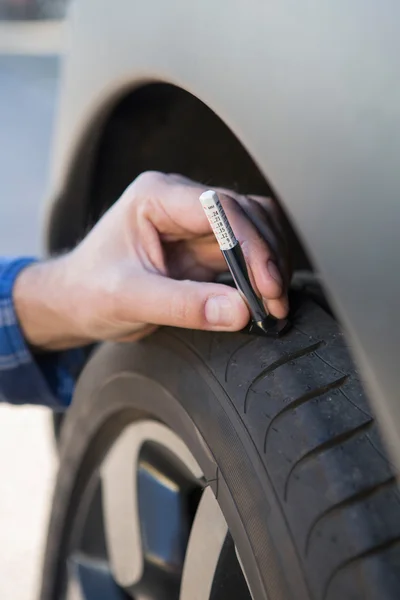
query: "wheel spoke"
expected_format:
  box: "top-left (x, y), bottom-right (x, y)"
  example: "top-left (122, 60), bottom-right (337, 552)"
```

top-left (67, 418), bottom-right (250, 600)
top-left (180, 487), bottom-right (228, 600)
top-left (66, 554), bottom-right (127, 600)
top-left (101, 420), bottom-right (203, 594)
top-left (137, 457), bottom-right (189, 572)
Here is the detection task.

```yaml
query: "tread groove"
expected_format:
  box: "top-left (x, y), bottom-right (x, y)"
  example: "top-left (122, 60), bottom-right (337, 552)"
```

top-left (294, 324), bottom-right (321, 341)
top-left (323, 536), bottom-right (400, 600)
top-left (366, 434), bottom-right (397, 469)
top-left (314, 350), bottom-right (347, 376)
top-left (284, 419), bottom-right (373, 500)
top-left (263, 375), bottom-right (349, 452)
top-left (224, 337), bottom-right (257, 382)
top-left (305, 476), bottom-right (397, 554)
top-left (43, 297), bottom-right (400, 600)
top-left (243, 341), bottom-right (324, 413)
top-left (338, 387), bottom-right (372, 420)
top-left (284, 419), bottom-right (374, 502)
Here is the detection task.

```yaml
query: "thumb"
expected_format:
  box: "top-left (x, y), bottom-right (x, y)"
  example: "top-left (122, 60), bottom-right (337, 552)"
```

top-left (122, 273), bottom-right (251, 332)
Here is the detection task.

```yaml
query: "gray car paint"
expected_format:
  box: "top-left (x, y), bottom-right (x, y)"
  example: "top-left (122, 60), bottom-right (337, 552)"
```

top-left (45, 0), bottom-right (400, 465)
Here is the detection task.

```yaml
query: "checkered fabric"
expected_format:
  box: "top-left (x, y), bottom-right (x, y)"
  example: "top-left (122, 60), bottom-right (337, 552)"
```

top-left (0, 258), bottom-right (85, 408)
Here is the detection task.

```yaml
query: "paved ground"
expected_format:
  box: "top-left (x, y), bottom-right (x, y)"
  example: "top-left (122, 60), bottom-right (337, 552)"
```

top-left (0, 53), bottom-right (61, 600)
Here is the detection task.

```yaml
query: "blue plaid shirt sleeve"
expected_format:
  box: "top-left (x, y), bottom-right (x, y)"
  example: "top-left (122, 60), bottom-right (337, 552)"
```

top-left (0, 258), bottom-right (86, 409)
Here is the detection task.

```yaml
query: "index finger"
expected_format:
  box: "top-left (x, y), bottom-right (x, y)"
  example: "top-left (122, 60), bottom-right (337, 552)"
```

top-left (130, 172), bottom-right (213, 238)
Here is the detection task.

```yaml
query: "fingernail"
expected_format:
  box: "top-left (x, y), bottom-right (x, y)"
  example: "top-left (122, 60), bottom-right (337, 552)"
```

top-left (263, 295), bottom-right (289, 318)
top-left (267, 260), bottom-right (282, 285)
top-left (262, 297), bottom-right (270, 313)
top-left (205, 296), bottom-right (234, 326)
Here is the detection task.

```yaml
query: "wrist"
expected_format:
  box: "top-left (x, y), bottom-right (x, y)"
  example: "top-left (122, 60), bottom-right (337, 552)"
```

top-left (13, 258), bottom-right (92, 351)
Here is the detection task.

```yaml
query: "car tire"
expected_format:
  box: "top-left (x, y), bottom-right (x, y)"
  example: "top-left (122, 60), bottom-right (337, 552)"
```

top-left (41, 297), bottom-right (400, 600)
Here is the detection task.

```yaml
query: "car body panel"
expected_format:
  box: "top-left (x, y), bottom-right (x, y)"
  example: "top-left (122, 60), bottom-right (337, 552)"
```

top-left (46, 0), bottom-right (400, 462)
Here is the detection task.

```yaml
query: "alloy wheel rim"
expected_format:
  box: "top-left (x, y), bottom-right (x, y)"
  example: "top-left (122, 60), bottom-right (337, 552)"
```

top-left (62, 419), bottom-right (252, 600)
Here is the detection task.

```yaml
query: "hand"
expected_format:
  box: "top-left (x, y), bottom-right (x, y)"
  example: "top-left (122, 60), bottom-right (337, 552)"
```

top-left (14, 172), bottom-right (290, 350)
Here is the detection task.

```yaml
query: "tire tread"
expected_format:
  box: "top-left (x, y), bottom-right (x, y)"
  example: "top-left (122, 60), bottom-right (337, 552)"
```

top-left (172, 298), bottom-right (400, 599)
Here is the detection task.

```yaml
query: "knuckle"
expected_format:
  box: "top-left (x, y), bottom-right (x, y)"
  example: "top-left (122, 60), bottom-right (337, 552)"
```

top-left (219, 194), bottom-right (242, 222)
top-left (241, 237), bottom-right (268, 261)
top-left (135, 199), bottom-right (149, 223)
top-left (169, 282), bottom-right (202, 327)
top-left (248, 194), bottom-right (274, 208)
top-left (167, 172), bottom-right (186, 182)
top-left (218, 193), bottom-right (236, 210)
top-left (125, 171), bottom-right (166, 217)
top-left (104, 277), bottom-right (126, 323)
top-left (133, 170), bottom-right (165, 193)
top-left (98, 269), bottom-right (132, 325)
top-left (240, 239), bottom-right (252, 260)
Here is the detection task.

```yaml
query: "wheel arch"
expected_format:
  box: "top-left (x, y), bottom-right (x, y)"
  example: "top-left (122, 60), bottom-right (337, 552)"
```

top-left (45, 80), bottom-right (302, 257)
top-left (44, 0), bottom-right (400, 470)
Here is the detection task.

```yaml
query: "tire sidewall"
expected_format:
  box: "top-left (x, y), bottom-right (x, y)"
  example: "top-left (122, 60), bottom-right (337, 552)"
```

top-left (43, 332), bottom-right (309, 600)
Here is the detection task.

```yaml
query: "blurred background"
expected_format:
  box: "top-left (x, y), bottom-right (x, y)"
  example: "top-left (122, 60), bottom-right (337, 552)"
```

top-left (0, 2), bottom-right (68, 598)
top-left (0, 0), bottom-right (67, 20)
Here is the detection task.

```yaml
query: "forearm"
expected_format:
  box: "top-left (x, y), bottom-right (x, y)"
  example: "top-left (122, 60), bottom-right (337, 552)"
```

top-left (0, 257), bottom-right (86, 407)
top-left (13, 258), bottom-right (91, 351)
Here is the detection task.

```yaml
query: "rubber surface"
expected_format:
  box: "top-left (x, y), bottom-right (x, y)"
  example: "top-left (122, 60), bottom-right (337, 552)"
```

top-left (41, 298), bottom-right (400, 600)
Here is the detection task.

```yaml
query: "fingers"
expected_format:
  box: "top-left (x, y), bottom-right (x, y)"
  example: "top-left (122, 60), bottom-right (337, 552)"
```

top-left (116, 324), bottom-right (159, 343)
top-left (129, 172), bottom-right (289, 318)
top-left (215, 189), bottom-right (291, 283)
top-left (118, 273), bottom-right (250, 332)
top-left (129, 171), bottom-right (212, 237)
top-left (244, 195), bottom-right (292, 286)
top-left (217, 194), bottom-right (289, 318)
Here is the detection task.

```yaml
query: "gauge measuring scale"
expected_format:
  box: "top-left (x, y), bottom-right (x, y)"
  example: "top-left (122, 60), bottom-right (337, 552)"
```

top-left (199, 190), bottom-right (289, 337)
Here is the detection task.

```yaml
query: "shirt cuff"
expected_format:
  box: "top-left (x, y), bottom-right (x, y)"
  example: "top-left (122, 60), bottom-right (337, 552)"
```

top-left (0, 258), bottom-right (86, 409)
